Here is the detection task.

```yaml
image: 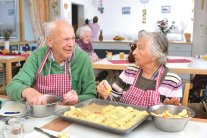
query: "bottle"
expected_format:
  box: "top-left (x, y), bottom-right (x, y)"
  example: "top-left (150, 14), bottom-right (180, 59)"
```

top-left (99, 30), bottom-right (103, 41)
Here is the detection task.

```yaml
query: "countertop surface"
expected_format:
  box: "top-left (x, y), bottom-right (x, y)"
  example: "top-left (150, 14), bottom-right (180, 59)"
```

top-left (92, 40), bottom-right (192, 44)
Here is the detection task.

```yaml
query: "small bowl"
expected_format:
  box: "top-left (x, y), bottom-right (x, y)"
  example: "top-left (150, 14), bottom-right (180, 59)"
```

top-left (148, 104), bottom-right (195, 132)
top-left (26, 94), bottom-right (61, 118)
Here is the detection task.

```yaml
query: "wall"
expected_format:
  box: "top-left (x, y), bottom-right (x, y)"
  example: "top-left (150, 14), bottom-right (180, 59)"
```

top-left (98, 0), bottom-right (193, 40)
top-left (60, 0), bottom-right (99, 25)
top-left (60, 0), bottom-right (193, 41)
top-left (192, 0), bottom-right (207, 56)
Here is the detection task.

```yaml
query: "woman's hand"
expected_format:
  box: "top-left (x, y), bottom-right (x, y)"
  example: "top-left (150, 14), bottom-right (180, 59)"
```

top-left (22, 88), bottom-right (47, 105)
top-left (163, 97), bottom-right (181, 106)
top-left (61, 90), bottom-right (78, 105)
top-left (97, 80), bottom-right (111, 100)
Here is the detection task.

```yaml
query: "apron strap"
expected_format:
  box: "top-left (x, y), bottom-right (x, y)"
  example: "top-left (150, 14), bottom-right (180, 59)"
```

top-left (37, 48), bottom-right (51, 75)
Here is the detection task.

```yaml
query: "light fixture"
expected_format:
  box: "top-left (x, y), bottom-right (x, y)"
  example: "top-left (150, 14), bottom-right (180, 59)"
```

top-left (98, 0), bottom-right (104, 13)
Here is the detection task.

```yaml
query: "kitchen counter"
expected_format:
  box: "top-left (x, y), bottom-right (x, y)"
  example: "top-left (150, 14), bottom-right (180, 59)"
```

top-left (92, 40), bottom-right (192, 58)
top-left (92, 40), bottom-right (192, 44)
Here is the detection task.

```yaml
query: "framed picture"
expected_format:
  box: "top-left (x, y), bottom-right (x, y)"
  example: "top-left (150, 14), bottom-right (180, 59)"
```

top-left (161, 6), bottom-right (171, 13)
top-left (122, 7), bottom-right (130, 14)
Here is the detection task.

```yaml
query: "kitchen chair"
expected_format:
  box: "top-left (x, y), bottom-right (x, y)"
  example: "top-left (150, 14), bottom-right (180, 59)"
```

top-left (182, 82), bottom-right (190, 107)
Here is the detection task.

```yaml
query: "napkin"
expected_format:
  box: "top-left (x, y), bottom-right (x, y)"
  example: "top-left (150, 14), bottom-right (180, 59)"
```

top-left (0, 101), bottom-right (28, 117)
top-left (24, 129), bottom-right (58, 138)
top-left (25, 129), bottom-right (76, 138)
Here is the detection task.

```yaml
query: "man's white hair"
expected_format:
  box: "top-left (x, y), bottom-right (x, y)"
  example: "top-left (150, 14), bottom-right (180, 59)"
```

top-left (43, 19), bottom-right (70, 37)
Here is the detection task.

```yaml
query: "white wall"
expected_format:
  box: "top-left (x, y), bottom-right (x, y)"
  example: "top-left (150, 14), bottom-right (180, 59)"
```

top-left (98, 0), bottom-right (193, 40)
top-left (61, 0), bottom-right (193, 40)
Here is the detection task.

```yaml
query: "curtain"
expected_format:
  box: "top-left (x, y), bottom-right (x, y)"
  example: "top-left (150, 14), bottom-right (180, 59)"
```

top-left (27, 0), bottom-right (48, 42)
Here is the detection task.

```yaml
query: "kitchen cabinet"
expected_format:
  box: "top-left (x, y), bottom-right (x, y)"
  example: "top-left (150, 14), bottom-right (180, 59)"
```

top-left (92, 40), bottom-right (192, 58)
top-left (168, 42), bottom-right (192, 57)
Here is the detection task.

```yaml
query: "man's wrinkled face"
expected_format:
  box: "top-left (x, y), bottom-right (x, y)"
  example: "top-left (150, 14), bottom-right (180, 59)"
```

top-left (46, 24), bottom-right (75, 63)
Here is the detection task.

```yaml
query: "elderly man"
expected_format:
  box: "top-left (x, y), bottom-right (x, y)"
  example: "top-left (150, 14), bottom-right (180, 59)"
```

top-left (6, 20), bottom-right (97, 105)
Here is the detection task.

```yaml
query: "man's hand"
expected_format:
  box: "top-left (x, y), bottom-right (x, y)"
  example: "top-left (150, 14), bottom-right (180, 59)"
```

top-left (22, 88), bottom-right (47, 105)
top-left (163, 97), bottom-right (181, 106)
top-left (61, 90), bottom-right (78, 105)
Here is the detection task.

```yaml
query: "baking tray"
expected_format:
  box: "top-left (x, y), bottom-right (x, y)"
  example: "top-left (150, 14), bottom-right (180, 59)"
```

top-left (56, 98), bottom-right (149, 135)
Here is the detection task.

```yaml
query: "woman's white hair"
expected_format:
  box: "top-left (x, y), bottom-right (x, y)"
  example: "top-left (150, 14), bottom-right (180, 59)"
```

top-left (76, 26), bottom-right (92, 39)
top-left (138, 31), bottom-right (169, 65)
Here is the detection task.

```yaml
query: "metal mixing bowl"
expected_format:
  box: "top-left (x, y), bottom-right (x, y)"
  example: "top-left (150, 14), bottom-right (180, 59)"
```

top-left (148, 104), bottom-right (195, 132)
top-left (26, 94), bottom-right (61, 118)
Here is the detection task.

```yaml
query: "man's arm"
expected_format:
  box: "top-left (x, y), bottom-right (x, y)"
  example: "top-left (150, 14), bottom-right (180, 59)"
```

top-left (6, 52), bottom-right (39, 100)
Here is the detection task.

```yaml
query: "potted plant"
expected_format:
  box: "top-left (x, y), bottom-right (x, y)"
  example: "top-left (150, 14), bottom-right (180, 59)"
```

top-left (157, 18), bottom-right (175, 36)
top-left (2, 27), bottom-right (13, 50)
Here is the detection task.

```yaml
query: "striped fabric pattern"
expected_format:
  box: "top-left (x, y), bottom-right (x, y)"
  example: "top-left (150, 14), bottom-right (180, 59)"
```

top-left (110, 65), bottom-right (182, 102)
top-left (120, 66), bottom-right (164, 107)
top-left (119, 65), bottom-right (138, 85)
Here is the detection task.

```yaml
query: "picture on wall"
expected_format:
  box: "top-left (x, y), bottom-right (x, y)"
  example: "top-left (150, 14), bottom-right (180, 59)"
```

top-left (161, 6), bottom-right (171, 13)
top-left (122, 7), bottom-right (130, 14)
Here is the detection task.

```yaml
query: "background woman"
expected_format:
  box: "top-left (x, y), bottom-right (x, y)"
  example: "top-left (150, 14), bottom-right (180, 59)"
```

top-left (76, 26), bottom-right (100, 62)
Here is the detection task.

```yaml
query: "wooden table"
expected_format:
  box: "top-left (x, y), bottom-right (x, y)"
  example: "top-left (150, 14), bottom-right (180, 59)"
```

top-left (0, 55), bottom-right (26, 84)
top-left (93, 55), bottom-right (207, 75)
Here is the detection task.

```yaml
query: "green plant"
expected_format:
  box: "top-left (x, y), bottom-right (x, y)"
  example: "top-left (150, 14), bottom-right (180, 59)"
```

top-left (157, 18), bottom-right (175, 35)
top-left (2, 28), bottom-right (13, 41)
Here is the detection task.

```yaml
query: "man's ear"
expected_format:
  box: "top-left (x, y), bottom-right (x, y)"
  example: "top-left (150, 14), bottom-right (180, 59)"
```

top-left (46, 37), bottom-right (52, 48)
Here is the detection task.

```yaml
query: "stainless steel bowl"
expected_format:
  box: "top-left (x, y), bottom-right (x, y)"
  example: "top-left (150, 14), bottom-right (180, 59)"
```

top-left (148, 104), bottom-right (195, 132)
top-left (26, 94), bottom-right (61, 118)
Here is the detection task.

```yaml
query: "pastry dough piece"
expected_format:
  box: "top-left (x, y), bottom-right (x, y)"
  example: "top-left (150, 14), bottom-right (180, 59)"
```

top-left (58, 132), bottom-right (69, 138)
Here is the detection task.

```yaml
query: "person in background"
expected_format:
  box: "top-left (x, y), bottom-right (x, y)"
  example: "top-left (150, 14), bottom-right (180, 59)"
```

top-left (76, 26), bottom-right (100, 62)
top-left (84, 19), bottom-right (89, 26)
top-left (97, 31), bottom-right (182, 107)
top-left (89, 16), bottom-right (100, 41)
top-left (6, 20), bottom-right (96, 105)
top-left (76, 26), bottom-right (108, 82)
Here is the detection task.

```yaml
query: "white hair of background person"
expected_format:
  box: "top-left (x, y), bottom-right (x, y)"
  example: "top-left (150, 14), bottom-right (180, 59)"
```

top-left (76, 26), bottom-right (92, 39)
top-left (138, 31), bottom-right (169, 65)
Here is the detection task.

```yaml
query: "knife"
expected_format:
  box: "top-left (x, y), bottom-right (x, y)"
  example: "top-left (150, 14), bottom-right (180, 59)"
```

top-left (4, 111), bottom-right (20, 114)
top-left (34, 127), bottom-right (58, 138)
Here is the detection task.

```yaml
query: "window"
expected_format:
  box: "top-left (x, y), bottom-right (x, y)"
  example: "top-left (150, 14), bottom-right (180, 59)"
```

top-left (0, 0), bottom-right (18, 40)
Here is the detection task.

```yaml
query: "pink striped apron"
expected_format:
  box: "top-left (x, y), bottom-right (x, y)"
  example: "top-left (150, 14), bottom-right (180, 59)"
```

top-left (120, 66), bottom-right (164, 107)
top-left (34, 49), bottom-right (71, 97)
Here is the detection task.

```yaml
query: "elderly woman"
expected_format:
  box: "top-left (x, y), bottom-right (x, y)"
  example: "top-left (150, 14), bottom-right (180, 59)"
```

top-left (76, 26), bottom-right (99, 62)
top-left (97, 31), bottom-right (182, 107)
